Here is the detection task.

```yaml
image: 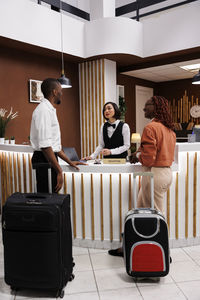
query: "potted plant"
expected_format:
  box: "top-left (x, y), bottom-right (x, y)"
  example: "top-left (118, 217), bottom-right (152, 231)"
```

top-left (4, 137), bottom-right (9, 144)
top-left (0, 107), bottom-right (18, 144)
top-left (10, 136), bottom-right (15, 145)
top-left (119, 95), bottom-right (127, 121)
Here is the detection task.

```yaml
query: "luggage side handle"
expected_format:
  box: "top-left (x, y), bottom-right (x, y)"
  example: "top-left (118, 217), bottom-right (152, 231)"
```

top-left (132, 216), bottom-right (160, 239)
top-left (133, 172), bottom-right (154, 209)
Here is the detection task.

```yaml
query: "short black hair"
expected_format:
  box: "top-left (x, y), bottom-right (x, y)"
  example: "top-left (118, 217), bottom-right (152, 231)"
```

top-left (103, 102), bottom-right (121, 120)
top-left (41, 78), bottom-right (60, 99)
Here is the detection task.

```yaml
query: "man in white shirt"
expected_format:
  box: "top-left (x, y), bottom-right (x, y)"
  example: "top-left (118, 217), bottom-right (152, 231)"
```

top-left (30, 78), bottom-right (81, 193)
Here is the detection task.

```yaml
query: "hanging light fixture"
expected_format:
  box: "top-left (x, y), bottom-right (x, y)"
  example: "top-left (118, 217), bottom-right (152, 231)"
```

top-left (192, 70), bottom-right (200, 85)
top-left (57, 0), bottom-right (72, 88)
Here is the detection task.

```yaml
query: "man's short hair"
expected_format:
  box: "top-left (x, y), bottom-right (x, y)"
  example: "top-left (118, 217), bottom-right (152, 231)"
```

top-left (41, 78), bottom-right (60, 99)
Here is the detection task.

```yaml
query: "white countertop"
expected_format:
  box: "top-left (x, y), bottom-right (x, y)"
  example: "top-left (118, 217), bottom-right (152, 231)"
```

top-left (1, 142), bottom-right (199, 154)
top-left (0, 143), bottom-right (33, 153)
top-left (0, 143), bottom-right (196, 173)
top-left (61, 161), bottom-right (143, 173)
top-left (176, 142), bottom-right (200, 152)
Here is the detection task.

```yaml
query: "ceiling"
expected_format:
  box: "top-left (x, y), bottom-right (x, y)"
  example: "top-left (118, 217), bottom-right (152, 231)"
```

top-left (26, 1), bottom-right (200, 84)
top-left (1, 35), bottom-right (199, 84)
top-left (122, 58), bottom-right (200, 83)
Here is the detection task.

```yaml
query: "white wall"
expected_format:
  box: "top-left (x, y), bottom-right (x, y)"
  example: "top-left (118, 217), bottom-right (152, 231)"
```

top-left (90, 0), bottom-right (115, 20)
top-left (84, 17), bottom-right (143, 57)
top-left (135, 86), bottom-right (153, 137)
top-left (0, 0), bottom-right (199, 59)
top-left (104, 59), bottom-right (117, 103)
top-left (142, 1), bottom-right (200, 57)
top-left (0, 0), bottom-right (85, 57)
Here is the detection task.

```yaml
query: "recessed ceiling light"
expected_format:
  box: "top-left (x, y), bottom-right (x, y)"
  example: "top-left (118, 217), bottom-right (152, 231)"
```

top-left (180, 63), bottom-right (200, 72)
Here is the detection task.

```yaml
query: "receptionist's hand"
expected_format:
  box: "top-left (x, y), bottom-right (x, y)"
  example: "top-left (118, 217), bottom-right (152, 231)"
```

top-left (101, 148), bottom-right (111, 156)
top-left (81, 156), bottom-right (92, 161)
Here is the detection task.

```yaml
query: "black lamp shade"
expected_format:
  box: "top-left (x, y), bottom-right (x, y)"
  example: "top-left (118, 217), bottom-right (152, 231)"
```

top-left (57, 74), bottom-right (72, 88)
top-left (192, 70), bottom-right (200, 85)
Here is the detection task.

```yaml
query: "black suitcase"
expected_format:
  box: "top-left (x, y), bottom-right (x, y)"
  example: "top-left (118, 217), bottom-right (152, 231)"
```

top-left (123, 172), bottom-right (170, 278)
top-left (2, 164), bottom-right (74, 298)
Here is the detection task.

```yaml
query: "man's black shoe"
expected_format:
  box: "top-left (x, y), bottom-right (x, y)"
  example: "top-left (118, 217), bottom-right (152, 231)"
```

top-left (108, 248), bottom-right (123, 257)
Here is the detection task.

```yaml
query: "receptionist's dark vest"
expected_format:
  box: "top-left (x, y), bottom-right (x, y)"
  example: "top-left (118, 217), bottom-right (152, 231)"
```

top-left (103, 121), bottom-right (127, 159)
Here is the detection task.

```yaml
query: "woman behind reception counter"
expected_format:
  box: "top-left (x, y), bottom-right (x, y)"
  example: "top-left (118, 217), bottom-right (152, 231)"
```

top-left (82, 102), bottom-right (130, 160)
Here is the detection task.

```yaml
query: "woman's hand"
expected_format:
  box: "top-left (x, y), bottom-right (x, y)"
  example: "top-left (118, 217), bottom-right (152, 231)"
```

top-left (101, 148), bottom-right (111, 156)
top-left (130, 152), bottom-right (139, 164)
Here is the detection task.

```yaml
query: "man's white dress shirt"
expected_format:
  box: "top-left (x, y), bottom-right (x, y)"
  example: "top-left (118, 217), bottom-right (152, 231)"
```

top-left (30, 98), bottom-right (61, 152)
top-left (91, 120), bottom-right (130, 159)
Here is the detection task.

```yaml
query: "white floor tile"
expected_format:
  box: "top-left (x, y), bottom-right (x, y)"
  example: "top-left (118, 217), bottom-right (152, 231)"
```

top-left (73, 254), bottom-right (92, 272)
top-left (90, 253), bottom-right (124, 270)
top-left (0, 278), bottom-right (15, 300)
top-left (138, 282), bottom-right (187, 300)
top-left (195, 260), bottom-right (200, 267)
top-left (0, 266), bottom-right (5, 278)
top-left (99, 287), bottom-right (142, 300)
top-left (65, 270), bottom-right (97, 294)
top-left (183, 245), bottom-right (200, 261)
top-left (170, 248), bottom-right (192, 262)
top-left (63, 291), bottom-right (99, 300)
top-left (89, 248), bottom-right (108, 254)
top-left (135, 273), bottom-right (174, 287)
top-left (170, 260), bottom-right (200, 282)
top-left (73, 246), bottom-right (89, 256)
top-left (94, 268), bottom-right (136, 291)
top-left (177, 280), bottom-right (200, 300)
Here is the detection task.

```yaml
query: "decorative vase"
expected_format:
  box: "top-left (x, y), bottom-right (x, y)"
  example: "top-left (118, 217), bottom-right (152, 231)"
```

top-left (4, 139), bottom-right (9, 145)
top-left (10, 139), bottom-right (15, 145)
top-left (0, 137), bottom-right (5, 144)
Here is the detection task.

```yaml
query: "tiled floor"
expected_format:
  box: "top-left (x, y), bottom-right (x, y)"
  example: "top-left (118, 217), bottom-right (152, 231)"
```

top-left (1, 231), bottom-right (200, 300)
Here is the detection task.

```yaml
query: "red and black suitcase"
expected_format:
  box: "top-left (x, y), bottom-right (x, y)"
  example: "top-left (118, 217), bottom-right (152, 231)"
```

top-left (123, 172), bottom-right (170, 278)
top-left (2, 163), bottom-right (74, 298)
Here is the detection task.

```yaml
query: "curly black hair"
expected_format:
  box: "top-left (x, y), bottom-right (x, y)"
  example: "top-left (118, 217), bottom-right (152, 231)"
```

top-left (151, 96), bottom-right (174, 130)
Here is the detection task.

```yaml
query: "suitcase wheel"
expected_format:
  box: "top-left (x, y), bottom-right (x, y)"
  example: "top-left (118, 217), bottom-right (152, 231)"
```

top-left (11, 286), bottom-right (18, 292)
top-left (56, 289), bottom-right (65, 298)
top-left (69, 273), bottom-right (75, 281)
top-left (60, 289), bottom-right (65, 298)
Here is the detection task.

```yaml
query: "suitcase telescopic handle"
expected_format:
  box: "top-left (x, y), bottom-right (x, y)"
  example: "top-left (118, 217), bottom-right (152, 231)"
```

top-left (32, 163), bottom-right (52, 194)
top-left (133, 172), bottom-right (154, 209)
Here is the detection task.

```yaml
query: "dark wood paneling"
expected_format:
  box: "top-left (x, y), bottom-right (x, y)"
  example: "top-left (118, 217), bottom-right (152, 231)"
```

top-left (0, 46), bottom-right (81, 156)
top-left (155, 78), bottom-right (200, 103)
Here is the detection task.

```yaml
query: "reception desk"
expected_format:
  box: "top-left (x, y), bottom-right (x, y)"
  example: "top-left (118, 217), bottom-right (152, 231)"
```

top-left (0, 143), bottom-right (200, 249)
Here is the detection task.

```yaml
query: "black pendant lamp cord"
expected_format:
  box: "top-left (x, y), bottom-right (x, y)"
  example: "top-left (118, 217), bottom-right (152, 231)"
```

top-left (60, 0), bottom-right (64, 75)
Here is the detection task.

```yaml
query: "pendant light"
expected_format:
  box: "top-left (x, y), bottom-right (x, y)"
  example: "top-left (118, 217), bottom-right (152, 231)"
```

top-left (192, 70), bottom-right (200, 85)
top-left (57, 0), bottom-right (72, 88)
